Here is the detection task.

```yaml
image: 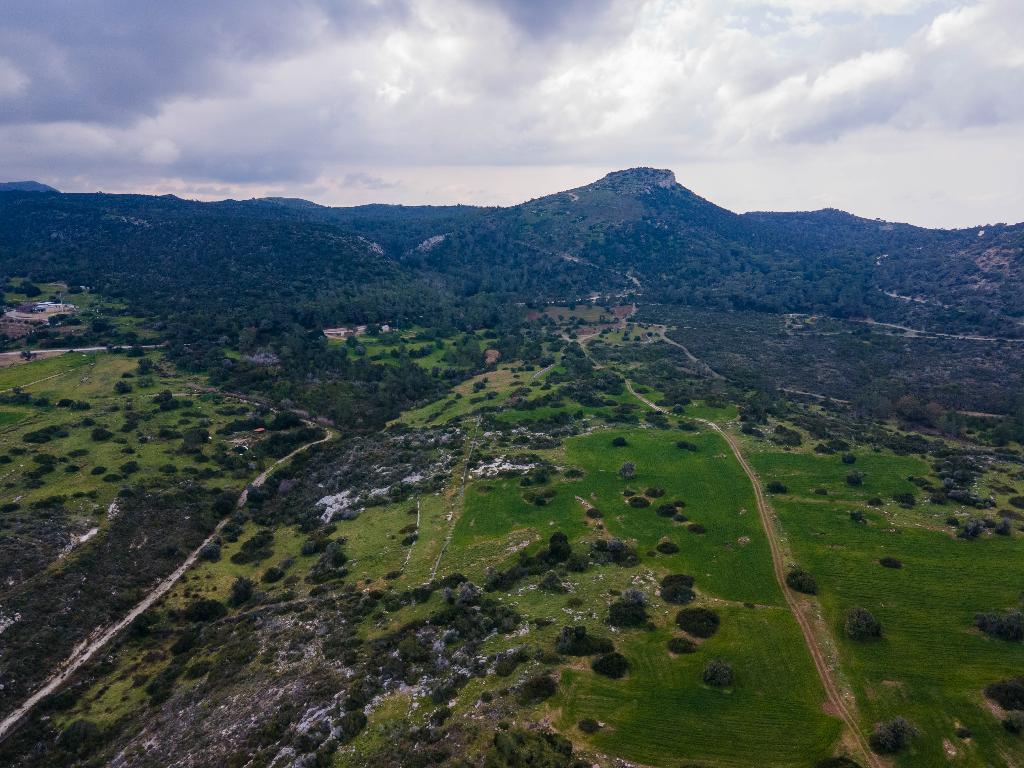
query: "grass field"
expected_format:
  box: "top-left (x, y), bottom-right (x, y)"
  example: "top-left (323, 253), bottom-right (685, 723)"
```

top-left (747, 438), bottom-right (1024, 765)
top-left (442, 426), bottom-right (843, 765)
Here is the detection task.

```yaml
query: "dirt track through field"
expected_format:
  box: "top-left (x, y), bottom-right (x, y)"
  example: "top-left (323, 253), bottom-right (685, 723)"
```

top-left (623, 379), bottom-right (879, 767)
top-left (0, 427), bottom-right (334, 744)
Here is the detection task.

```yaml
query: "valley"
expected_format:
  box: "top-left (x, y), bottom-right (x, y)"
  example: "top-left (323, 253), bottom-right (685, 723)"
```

top-left (0, 171), bottom-right (1022, 767)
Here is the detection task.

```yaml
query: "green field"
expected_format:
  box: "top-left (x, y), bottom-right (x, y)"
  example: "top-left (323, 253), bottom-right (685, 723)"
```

top-left (748, 439), bottom-right (1024, 765)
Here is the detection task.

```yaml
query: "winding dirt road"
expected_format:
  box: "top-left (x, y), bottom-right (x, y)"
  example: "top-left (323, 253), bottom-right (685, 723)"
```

top-left (623, 379), bottom-right (878, 767)
top-left (0, 428), bottom-right (334, 743)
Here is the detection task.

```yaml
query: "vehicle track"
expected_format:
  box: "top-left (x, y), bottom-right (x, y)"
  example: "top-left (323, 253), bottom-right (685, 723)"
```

top-left (623, 379), bottom-right (878, 767)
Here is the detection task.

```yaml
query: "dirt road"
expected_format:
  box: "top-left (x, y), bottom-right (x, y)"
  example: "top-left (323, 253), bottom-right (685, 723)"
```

top-left (0, 344), bottom-right (165, 368)
top-left (624, 379), bottom-right (878, 766)
top-left (0, 428), bottom-right (334, 743)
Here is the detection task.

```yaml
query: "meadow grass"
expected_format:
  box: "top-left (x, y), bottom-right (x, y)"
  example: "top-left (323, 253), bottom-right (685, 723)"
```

top-left (747, 441), bottom-right (1024, 765)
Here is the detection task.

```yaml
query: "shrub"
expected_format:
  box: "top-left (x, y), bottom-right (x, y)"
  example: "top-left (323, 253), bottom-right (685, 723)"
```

top-left (1003, 711), bottom-right (1024, 735)
top-left (815, 759), bottom-right (863, 768)
top-left (90, 427), bottom-right (113, 441)
top-left (879, 557), bottom-right (902, 569)
top-left (660, 574), bottom-right (695, 604)
top-left (785, 566), bottom-right (818, 595)
top-left (592, 652), bottom-right (629, 679)
top-left (607, 599), bottom-right (648, 628)
top-left (845, 471), bottom-right (864, 487)
top-left (56, 719), bottom-right (103, 757)
top-left (676, 440), bottom-right (698, 451)
top-left (618, 462), bottom-right (636, 480)
top-left (555, 626), bottom-right (614, 656)
top-left (518, 673), bottom-right (557, 704)
top-left (767, 481), bottom-right (787, 493)
top-left (687, 522), bottom-right (706, 534)
top-left (262, 566), bottom-right (285, 583)
top-left (578, 718), bottom-right (602, 734)
top-left (849, 510), bottom-right (866, 524)
top-left (1008, 496), bottom-right (1024, 510)
top-left (611, 436), bottom-right (628, 447)
top-left (976, 611), bottom-right (1024, 641)
top-left (228, 576), bottom-right (254, 607)
top-left (869, 717), bottom-right (917, 754)
top-left (959, 518), bottom-right (986, 539)
top-left (183, 598), bottom-right (227, 622)
top-left (585, 507), bottom-right (603, 519)
top-left (986, 678), bottom-right (1024, 710)
top-left (656, 503), bottom-right (676, 518)
top-left (676, 607), bottom-right (719, 638)
top-left (667, 636), bottom-right (697, 654)
top-left (702, 659), bottom-right (733, 687)
top-left (656, 539), bottom-right (679, 554)
top-left (892, 492), bottom-right (916, 507)
top-left (539, 571), bottom-right (568, 593)
top-left (628, 496), bottom-right (650, 508)
top-left (841, 453), bottom-right (857, 465)
top-left (644, 487), bottom-right (665, 498)
top-left (844, 607), bottom-right (881, 640)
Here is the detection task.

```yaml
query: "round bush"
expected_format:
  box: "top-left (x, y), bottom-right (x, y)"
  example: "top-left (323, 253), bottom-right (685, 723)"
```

top-left (660, 574), bottom-right (696, 605)
top-left (869, 717), bottom-right (917, 754)
top-left (687, 522), bottom-right (706, 534)
top-left (591, 652), bottom-right (629, 679)
top-left (879, 557), bottom-right (902, 569)
top-left (628, 496), bottom-right (650, 508)
top-left (676, 607), bottom-right (720, 638)
top-left (645, 487), bottom-right (665, 498)
top-left (785, 566), bottom-right (818, 595)
top-left (702, 659), bottom-right (733, 687)
top-left (578, 718), bottom-right (602, 734)
top-left (667, 636), bottom-right (697, 654)
top-left (844, 607), bottom-right (882, 640)
top-left (656, 540), bottom-right (679, 555)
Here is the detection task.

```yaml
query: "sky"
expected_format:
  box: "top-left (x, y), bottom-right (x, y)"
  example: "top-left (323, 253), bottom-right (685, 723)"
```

top-left (1, 0), bottom-right (1022, 227)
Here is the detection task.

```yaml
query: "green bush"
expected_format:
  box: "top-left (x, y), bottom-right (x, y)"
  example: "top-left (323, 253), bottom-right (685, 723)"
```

top-left (555, 626), bottom-right (613, 656)
top-left (518, 673), bottom-right (557, 704)
top-left (702, 659), bottom-right (733, 687)
top-left (676, 607), bottom-right (720, 638)
top-left (844, 607), bottom-right (881, 640)
top-left (869, 717), bottom-right (917, 754)
top-left (667, 636), bottom-right (697, 654)
top-left (785, 566), bottom-right (818, 595)
top-left (985, 677), bottom-right (1024, 710)
top-left (660, 574), bottom-right (695, 604)
top-left (591, 652), bottom-right (629, 679)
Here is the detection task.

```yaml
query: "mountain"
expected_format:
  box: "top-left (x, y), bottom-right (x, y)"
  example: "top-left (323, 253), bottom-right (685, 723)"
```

top-left (0, 180), bottom-right (58, 193)
top-left (0, 169), bottom-right (1020, 338)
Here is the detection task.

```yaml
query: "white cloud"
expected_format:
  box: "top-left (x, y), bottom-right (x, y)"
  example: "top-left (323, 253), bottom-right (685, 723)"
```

top-left (0, 0), bottom-right (1022, 226)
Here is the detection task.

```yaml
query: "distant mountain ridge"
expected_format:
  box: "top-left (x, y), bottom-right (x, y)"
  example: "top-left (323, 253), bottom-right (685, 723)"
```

top-left (0, 168), bottom-right (1020, 337)
top-left (0, 180), bottom-right (58, 193)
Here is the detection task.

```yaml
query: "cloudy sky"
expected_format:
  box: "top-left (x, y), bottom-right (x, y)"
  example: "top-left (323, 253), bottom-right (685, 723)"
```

top-left (2, 0), bottom-right (1022, 226)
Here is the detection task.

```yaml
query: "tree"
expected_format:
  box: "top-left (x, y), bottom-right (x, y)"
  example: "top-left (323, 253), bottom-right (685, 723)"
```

top-left (618, 462), bottom-right (636, 480)
top-left (229, 576), bottom-right (253, 606)
top-left (785, 566), bottom-right (818, 595)
top-left (702, 659), bottom-right (733, 687)
top-left (591, 652), bottom-right (629, 679)
top-left (844, 607), bottom-right (881, 640)
top-left (676, 607), bottom-right (720, 638)
top-left (870, 717), bottom-right (917, 754)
